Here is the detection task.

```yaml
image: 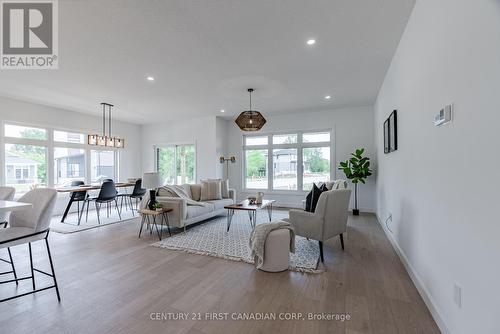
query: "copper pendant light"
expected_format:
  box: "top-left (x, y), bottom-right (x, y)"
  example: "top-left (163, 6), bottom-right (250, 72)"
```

top-left (235, 88), bottom-right (266, 131)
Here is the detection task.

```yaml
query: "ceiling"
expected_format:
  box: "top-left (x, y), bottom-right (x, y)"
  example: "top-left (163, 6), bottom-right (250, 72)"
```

top-left (0, 0), bottom-right (416, 124)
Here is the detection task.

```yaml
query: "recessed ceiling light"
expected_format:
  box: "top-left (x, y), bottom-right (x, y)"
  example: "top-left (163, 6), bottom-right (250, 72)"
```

top-left (146, 76), bottom-right (155, 81)
top-left (306, 39), bottom-right (316, 45)
top-left (324, 95), bottom-right (332, 100)
top-left (220, 109), bottom-right (225, 113)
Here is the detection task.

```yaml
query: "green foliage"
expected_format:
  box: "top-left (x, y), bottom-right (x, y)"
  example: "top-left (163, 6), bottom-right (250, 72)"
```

top-left (338, 148), bottom-right (372, 184)
top-left (246, 150), bottom-right (266, 178)
top-left (303, 148), bottom-right (329, 173)
top-left (153, 202), bottom-right (162, 209)
top-left (157, 146), bottom-right (195, 184)
top-left (13, 129), bottom-right (47, 184)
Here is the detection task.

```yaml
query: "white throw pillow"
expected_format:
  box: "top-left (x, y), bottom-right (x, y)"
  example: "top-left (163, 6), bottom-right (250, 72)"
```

top-left (200, 180), bottom-right (222, 201)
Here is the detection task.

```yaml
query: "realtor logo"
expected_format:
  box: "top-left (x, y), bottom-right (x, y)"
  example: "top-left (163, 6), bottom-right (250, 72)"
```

top-left (1, 0), bottom-right (58, 69)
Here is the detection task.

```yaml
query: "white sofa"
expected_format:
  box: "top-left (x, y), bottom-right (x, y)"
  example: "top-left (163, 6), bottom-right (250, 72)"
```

top-left (156, 184), bottom-right (235, 229)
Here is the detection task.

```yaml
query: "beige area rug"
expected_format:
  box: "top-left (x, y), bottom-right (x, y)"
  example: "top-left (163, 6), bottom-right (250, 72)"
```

top-left (50, 207), bottom-right (138, 234)
top-left (152, 210), bottom-right (322, 273)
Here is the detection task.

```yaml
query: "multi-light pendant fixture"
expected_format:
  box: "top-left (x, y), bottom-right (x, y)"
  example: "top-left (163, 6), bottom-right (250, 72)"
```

top-left (88, 102), bottom-right (125, 148)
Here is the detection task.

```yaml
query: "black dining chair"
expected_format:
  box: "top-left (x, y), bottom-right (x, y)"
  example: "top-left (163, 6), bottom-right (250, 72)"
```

top-left (118, 179), bottom-right (146, 216)
top-left (84, 181), bottom-right (121, 224)
top-left (70, 180), bottom-right (88, 224)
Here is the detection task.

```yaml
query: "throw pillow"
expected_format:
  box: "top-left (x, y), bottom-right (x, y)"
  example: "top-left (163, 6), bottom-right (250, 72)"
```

top-left (207, 178), bottom-right (229, 198)
top-left (305, 190), bottom-right (313, 212)
top-left (190, 184), bottom-right (202, 201)
top-left (311, 183), bottom-right (327, 213)
top-left (200, 180), bottom-right (222, 201)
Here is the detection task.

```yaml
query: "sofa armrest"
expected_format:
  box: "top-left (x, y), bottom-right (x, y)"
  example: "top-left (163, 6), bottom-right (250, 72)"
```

top-left (289, 209), bottom-right (324, 240)
top-left (228, 189), bottom-right (236, 202)
top-left (156, 196), bottom-right (187, 227)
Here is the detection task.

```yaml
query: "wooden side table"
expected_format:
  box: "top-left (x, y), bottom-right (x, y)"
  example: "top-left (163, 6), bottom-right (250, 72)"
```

top-left (138, 208), bottom-right (172, 240)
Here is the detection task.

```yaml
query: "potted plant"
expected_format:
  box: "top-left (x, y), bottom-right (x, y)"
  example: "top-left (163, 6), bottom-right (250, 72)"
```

top-left (338, 148), bottom-right (372, 215)
top-left (153, 203), bottom-right (163, 212)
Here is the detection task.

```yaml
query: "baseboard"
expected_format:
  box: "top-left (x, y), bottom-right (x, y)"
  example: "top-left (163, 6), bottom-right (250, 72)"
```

top-left (375, 214), bottom-right (451, 334)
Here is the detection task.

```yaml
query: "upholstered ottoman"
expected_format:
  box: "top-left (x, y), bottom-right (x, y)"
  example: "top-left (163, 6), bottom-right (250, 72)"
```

top-left (259, 229), bottom-right (291, 272)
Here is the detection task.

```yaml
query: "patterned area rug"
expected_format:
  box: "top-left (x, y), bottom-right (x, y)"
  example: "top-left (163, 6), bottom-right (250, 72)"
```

top-left (152, 210), bottom-right (322, 273)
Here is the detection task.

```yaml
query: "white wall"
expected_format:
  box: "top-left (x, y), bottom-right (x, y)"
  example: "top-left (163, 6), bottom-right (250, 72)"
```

top-left (0, 96), bottom-right (143, 215)
top-left (226, 106), bottom-right (376, 210)
top-left (374, 1), bottom-right (500, 333)
top-left (141, 115), bottom-right (221, 182)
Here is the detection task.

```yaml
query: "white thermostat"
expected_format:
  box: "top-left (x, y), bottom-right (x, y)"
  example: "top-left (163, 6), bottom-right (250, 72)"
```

top-left (434, 104), bottom-right (453, 126)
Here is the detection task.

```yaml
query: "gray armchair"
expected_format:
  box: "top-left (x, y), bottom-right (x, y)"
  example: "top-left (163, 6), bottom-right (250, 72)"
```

top-left (288, 189), bottom-right (351, 262)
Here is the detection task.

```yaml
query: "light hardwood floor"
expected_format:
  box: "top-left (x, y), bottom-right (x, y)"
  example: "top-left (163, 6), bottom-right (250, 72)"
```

top-left (0, 212), bottom-right (440, 334)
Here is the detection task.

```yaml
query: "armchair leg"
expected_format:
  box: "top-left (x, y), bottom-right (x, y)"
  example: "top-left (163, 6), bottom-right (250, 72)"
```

top-left (340, 233), bottom-right (345, 250)
top-left (318, 241), bottom-right (324, 263)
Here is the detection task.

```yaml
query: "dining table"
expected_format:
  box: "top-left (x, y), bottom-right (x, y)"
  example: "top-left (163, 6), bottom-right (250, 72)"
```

top-left (56, 182), bottom-right (135, 223)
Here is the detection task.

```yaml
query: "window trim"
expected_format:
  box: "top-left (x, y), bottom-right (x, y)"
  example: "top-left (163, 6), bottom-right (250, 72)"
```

top-left (242, 129), bottom-right (334, 193)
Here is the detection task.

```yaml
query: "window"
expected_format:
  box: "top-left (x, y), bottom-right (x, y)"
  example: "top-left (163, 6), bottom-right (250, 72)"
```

top-left (54, 147), bottom-right (85, 186)
top-left (273, 148), bottom-right (297, 190)
top-left (5, 143), bottom-right (47, 194)
top-left (54, 130), bottom-right (85, 144)
top-left (91, 150), bottom-right (116, 182)
top-left (245, 149), bottom-right (268, 189)
top-left (1, 123), bottom-right (119, 196)
top-left (303, 131), bottom-right (330, 143)
top-left (273, 134), bottom-right (297, 145)
top-left (303, 147), bottom-right (330, 191)
top-left (156, 144), bottom-right (195, 185)
top-left (245, 136), bottom-right (268, 146)
top-left (4, 124), bottom-right (47, 140)
top-left (244, 130), bottom-right (332, 192)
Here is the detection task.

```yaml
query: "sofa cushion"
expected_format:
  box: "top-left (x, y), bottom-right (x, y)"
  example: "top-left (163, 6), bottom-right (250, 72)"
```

top-left (206, 198), bottom-right (234, 210)
top-left (190, 184), bottom-right (202, 201)
top-left (157, 187), bottom-right (178, 197)
top-left (200, 180), bottom-right (222, 201)
top-left (186, 203), bottom-right (214, 218)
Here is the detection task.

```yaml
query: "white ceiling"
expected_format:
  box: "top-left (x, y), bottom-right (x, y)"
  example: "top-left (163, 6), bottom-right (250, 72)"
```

top-left (0, 0), bottom-right (415, 124)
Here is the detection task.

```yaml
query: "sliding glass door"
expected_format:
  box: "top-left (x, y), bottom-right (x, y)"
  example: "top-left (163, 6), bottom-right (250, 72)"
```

top-left (156, 144), bottom-right (195, 185)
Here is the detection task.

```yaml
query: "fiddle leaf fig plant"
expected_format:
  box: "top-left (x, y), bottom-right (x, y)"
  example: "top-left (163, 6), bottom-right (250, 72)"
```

top-left (338, 148), bottom-right (372, 215)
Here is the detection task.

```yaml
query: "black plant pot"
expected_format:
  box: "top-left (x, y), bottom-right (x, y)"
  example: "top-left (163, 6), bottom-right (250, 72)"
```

top-left (353, 183), bottom-right (360, 215)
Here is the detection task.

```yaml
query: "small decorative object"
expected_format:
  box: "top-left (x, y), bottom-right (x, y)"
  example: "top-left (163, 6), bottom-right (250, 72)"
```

top-left (256, 191), bottom-right (264, 204)
top-left (153, 203), bottom-right (163, 212)
top-left (338, 148), bottom-right (372, 215)
top-left (88, 103), bottom-right (125, 148)
top-left (143, 172), bottom-right (162, 210)
top-left (219, 156), bottom-right (236, 180)
top-left (235, 88), bottom-right (266, 131)
top-left (247, 196), bottom-right (257, 204)
top-left (383, 110), bottom-right (397, 154)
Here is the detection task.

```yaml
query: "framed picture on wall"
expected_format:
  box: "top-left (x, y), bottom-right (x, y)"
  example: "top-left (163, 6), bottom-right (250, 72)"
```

top-left (389, 110), bottom-right (398, 152)
top-left (383, 119), bottom-right (390, 154)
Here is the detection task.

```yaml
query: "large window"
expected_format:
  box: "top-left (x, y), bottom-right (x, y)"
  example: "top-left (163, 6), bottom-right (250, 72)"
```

top-left (245, 149), bottom-right (268, 189)
top-left (91, 150), bottom-right (116, 182)
top-left (1, 124), bottom-right (119, 195)
top-left (54, 147), bottom-right (85, 186)
top-left (5, 144), bottom-right (47, 194)
top-left (244, 130), bottom-right (332, 191)
top-left (156, 144), bottom-right (195, 185)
